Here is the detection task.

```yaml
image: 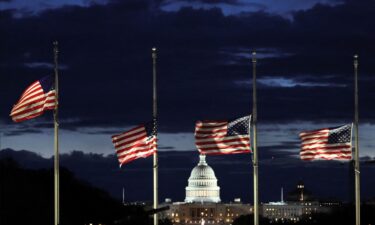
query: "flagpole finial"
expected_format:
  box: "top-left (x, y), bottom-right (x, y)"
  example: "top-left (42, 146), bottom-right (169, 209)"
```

top-left (152, 47), bottom-right (157, 59)
top-left (53, 41), bottom-right (59, 55)
top-left (252, 51), bottom-right (257, 63)
top-left (354, 54), bottom-right (359, 67)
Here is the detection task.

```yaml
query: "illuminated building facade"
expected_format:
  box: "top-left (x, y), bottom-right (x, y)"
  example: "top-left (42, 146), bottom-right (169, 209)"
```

top-left (164, 201), bottom-right (252, 225)
top-left (262, 201), bottom-right (320, 222)
top-left (185, 155), bottom-right (221, 203)
top-left (161, 156), bottom-right (334, 225)
top-left (261, 182), bottom-right (332, 223)
top-left (161, 154), bottom-right (252, 225)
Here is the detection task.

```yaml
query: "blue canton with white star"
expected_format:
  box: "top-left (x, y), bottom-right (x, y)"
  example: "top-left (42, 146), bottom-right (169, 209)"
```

top-left (328, 124), bottom-right (352, 144)
top-left (227, 116), bottom-right (251, 136)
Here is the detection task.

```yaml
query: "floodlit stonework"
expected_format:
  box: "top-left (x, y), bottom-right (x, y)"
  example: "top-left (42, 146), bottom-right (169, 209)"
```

top-left (161, 154), bottom-right (252, 225)
top-left (185, 155), bottom-right (221, 203)
top-left (160, 155), bottom-right (334, 225)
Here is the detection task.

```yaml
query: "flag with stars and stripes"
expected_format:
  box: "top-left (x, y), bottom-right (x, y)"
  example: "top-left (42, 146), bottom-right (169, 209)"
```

top-left (195, 115), bottom-right (251, 155)
top-left (112, 121), bottom-right (157, 167)
top-left (299, 124), bottom-right (353, 161)
top-left (10, 76), bottom-right (57, 122)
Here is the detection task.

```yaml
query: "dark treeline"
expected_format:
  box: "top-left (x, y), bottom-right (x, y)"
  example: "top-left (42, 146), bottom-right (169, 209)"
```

top-left (0, 158), bottom-right (171, 225)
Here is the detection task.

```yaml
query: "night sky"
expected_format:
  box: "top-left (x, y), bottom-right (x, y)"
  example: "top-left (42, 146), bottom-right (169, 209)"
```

top-left (1, 0), bottom-right (375, 162)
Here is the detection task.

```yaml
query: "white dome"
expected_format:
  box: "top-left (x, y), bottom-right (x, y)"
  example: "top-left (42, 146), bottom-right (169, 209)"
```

top-left (185, 155), bottom-right (221, 203)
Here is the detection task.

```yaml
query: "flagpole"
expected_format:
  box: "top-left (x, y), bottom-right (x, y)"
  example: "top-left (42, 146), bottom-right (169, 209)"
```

top-left (122, 187), bottom-right (125, 205)
top-left (353, 54), bottom-right (360, 225)
top-left (252, 51), bottom-right (259, 225)
top-left (53, 41), bottom-right (60, 225)
top-left (152, 47), bottom-right (159, 225)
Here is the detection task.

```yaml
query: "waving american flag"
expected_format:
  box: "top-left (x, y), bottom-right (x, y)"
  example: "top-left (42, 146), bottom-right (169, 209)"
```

top-left (299, 124), bottom-right (353, 161)
top-left (10, 76), bottom-right (56, 122)
top-left (195, 115), bottom-right (252, 155)
top-left (112, 122), bottom-right (157, 167)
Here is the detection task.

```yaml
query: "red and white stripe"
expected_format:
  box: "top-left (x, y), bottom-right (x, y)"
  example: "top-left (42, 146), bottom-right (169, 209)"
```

top-left (299, 128), bottom-right (352, 161)
top-left (112, 125), bottom-right (156, 167)
top-left (10, 80), bottom-right (56, 122)
top-left (195, 120), bottom-right (251, 155)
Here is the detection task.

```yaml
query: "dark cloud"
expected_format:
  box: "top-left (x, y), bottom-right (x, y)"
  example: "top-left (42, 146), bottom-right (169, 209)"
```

top-left (0, 0), bottom-right (374, 134)
top-left (158, 145), bottom-right (176, 150)
top-left (81, 128), bottom-right (130, 135)
top-left (3, 128), bottom-right (44, 136)
top-left (173, 0), bottom-right (241, 5)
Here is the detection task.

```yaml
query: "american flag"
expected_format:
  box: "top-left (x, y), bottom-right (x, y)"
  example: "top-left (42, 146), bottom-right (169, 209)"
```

top-left (112, 122), bottom-right (157, 167)
top-left (195, 115), bottom-right (252, 155)
top-left (10, 76), bottom-right (57, 122)
top-left (299, 124), bottom-right (353, 161)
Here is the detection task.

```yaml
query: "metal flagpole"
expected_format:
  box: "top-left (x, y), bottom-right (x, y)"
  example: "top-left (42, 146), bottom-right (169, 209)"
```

top-left (353, 54), bottom-right (360, 225)
top-left (152, 47), bottom-right (159, 225)
top-left (252, 51), bottom-right (259, 225)
top-left (53, 41), bottom-right (60, 225)
top-left (122, 187), bottom-right (125, 205)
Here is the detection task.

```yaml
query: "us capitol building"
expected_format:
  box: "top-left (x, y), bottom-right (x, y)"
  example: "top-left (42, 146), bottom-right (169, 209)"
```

top-left (160, 154), bottom-right (252, 225)
top-left (160, 154), bottom-right (337, 225)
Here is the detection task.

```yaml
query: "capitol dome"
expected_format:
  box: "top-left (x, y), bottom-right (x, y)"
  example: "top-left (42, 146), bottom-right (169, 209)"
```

top-left (185, 154), bottom-right (221, 203)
